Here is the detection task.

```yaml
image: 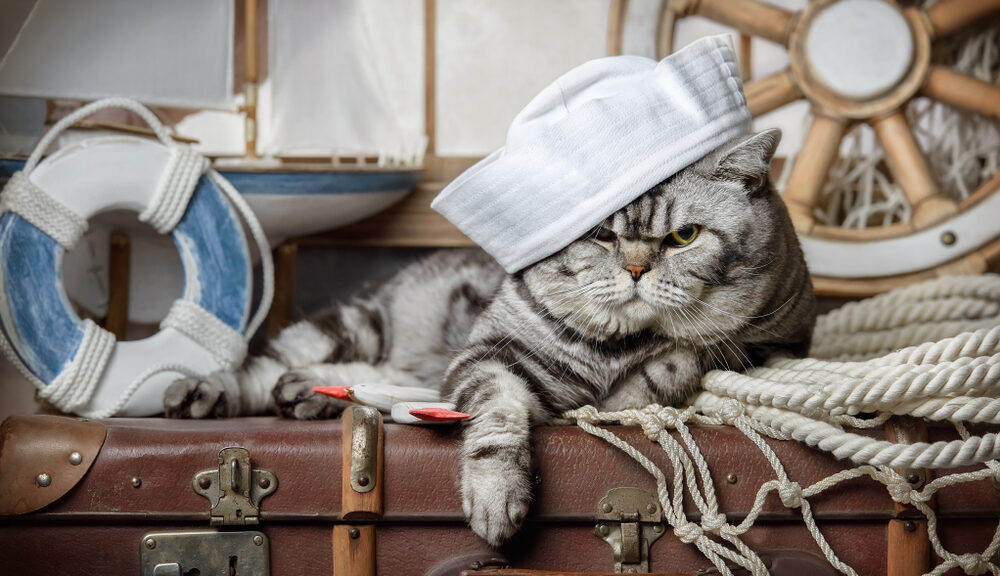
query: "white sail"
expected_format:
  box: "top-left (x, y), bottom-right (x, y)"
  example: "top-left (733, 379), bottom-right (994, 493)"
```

top-left (0, 0), bottom-right (233, 109)
top-left (263, 0), bottom-right (424, 164)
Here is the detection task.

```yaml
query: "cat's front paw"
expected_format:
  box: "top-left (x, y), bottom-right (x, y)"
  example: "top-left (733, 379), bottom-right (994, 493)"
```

top-left (272, 369), bottom-right (350, 419)
top-left (462, 454), bottom-right (532, 547)
top-left (164, 372), bottom-right (239, 418)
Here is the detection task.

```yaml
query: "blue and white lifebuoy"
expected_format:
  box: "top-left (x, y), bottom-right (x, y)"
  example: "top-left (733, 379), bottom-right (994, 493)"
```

top-left (0, 99), bottom-right (273, 418)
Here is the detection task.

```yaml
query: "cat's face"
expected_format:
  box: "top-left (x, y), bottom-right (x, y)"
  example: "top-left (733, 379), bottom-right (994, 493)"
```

top-left (527, 129), bottom-right (802, 343)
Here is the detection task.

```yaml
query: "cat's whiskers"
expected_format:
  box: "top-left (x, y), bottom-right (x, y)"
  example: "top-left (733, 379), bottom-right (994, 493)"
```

top-left (688, 306), bottom-right (754, 371)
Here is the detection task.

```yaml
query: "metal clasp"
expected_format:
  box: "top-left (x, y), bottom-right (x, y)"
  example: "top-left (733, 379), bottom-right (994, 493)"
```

top-left (594, 487), bottom-right (665, 573)
top-left (193, 447), bottom-right (277, 526)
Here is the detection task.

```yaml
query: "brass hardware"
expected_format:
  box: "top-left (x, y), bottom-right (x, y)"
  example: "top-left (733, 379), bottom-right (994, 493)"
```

top-left (35, 473), bottom-right (51, 487)
top-left (594, 487), bottom-right (665, 573)
top-left (139, 531), bottom-right (270, 576)
top-left (940, 231), bottom-right (957, 246)
top-left (68, 452), bottom-right (83, 466)
top-left (349, 406), bottom-right (380, 494)
top-left (193, 447), bottom-right (277, 526)
top-left (726, 473), bottom-right (738, 484)
top-left (132, 477), bottom-right (143, 488)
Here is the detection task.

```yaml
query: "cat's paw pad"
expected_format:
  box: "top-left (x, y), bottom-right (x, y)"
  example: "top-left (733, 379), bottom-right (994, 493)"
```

top-left (163, 373), bottom-right (238, 418)
top-left (272, 369), bottom-right (350, 420)
top-left (462, 455), bottom-right (531, 547)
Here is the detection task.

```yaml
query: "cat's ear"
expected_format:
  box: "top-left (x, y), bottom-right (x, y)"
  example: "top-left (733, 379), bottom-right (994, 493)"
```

top-left (713, 128), bottom-right (781, 194)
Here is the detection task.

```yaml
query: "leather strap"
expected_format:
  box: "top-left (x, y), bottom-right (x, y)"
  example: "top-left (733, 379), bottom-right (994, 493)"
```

top-left (0, 415), bottom-right (106, 515)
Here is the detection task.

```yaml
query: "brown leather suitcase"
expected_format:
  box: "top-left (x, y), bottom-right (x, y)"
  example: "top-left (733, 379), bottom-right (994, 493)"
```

top-left (1, 409), bottom-right (998, 576)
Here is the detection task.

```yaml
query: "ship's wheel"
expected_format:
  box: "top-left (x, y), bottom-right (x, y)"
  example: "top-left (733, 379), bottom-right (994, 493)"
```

top-left (609, 0), bottom-right (1000, 297)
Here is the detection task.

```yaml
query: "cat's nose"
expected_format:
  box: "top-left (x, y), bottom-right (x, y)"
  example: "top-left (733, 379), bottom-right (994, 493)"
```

top-left (624, 264), bottom-right (647, 281)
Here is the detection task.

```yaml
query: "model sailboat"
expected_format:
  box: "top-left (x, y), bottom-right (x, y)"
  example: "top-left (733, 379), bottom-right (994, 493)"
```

top-left (0, 0), bottom-right (423, 327)
top-left (0, 0), bottom-right (424, 241)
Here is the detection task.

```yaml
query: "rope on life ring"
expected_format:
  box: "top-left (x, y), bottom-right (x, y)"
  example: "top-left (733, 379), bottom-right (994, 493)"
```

top-left (0, 98), bottom-right (274, 418)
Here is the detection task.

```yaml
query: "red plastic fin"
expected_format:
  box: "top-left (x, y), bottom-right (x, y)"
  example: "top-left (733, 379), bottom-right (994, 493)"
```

top-left (409, 407), bottom-right (470, 422)
top-left (312, 386), bottom-right (353, 401)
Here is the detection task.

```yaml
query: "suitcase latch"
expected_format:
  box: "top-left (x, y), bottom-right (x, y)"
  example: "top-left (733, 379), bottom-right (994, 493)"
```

top-left (193, 447), bottom-right (277, 526)
top-left (139, 530), bottom-right (269, 576)
top-left (594, 487), bottom-right (665, 573)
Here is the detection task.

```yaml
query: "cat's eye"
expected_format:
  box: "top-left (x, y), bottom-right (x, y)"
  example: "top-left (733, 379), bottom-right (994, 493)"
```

top-left (595, 228), bottom-right (617, 242)
top-left (665, 224), bottom-right (700, 247)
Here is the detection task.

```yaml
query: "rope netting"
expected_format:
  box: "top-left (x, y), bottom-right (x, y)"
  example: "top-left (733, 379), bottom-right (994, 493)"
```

top-left (775, 0), bottom-right (999, 228)
top-left (563, 273), bottom-right (1000, 576)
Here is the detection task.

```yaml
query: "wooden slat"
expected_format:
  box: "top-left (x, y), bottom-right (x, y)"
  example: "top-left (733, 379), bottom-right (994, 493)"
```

top-left (921, 66), bottom-right (1000, 122)
top-left (103, 232), bottom-right (130, 340)
top-left (340, 406), bottom-right (384, 520)
top-left (745, 69), bottom-right (801, 118)
top-left (739, 34), bottom-right (752, 81)
top-left (265, 242), bottom-right (297, 336)
top-left (333, 525), bottom-right (376, 576)
top-left (871, 111), bottom-right (957, 228)
top-left (887, 519), bottom-right (930, 576)
top-left (781, 115), bottom-right (847, 234)
top-left (425, 0), bottom-right (437, 155)
top-left (655, 2), bottom-right (677, 59)
top-left (695, 0), bottom-right (795, 45)
top-left (926, 0), bottom-right (1000, 39)
top-left (300, 183), bottom-right (474, 247)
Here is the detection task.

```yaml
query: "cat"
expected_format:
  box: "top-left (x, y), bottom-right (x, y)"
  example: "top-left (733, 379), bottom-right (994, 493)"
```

top-left (164, 127), bottom-right (816, 546)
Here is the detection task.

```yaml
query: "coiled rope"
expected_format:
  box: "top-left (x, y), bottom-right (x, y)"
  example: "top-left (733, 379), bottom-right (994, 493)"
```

top-left (564, 273), bottom-right (1000, 576)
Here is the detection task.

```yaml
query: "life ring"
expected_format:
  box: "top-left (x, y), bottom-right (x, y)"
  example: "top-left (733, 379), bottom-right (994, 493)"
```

top-left (0, 98), bottom-right (273, 418)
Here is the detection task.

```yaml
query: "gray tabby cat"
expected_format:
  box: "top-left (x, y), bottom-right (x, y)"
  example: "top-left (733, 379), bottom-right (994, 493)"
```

top-left (164, 128), bottom-right (816, 546)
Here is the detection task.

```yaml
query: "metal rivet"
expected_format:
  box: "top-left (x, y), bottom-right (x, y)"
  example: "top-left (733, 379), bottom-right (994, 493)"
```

top-left (36, 473), bottom-right (52, 487)
top-left (357, 476), bottom-right (369, 487)
top-left (258, 477), bottom-right (271, 489)
top-left (646, 503), bottom-right (657, 514)
top-left (471, 561), bottom-right (482, 570)
top-left (68, 452), bottom-right (83, 466)
top-left (534, 474), bottom-right (542, 486)
top-left (144, 537), bottom-right (157, 550)
top-left (941, 231), bottom-right (957, 246)
top-left (131, 477), bottom-right (142, 488)
top-left (903, 520), bottom-right (917, 533)
top-left (596, 524), bottom-right (609, 536)
top-left (348, 528), bottom-right (360, 540)
top-left (198, 477), bottom-right (212, 490)
top-left (653, 524), bottom-right (664, 533)
top-left (601, 502), bottom-right (613, 513)
top-left (726, 473), bottom-right (738, 484)
top-left (906, 471), bottom-right (921, 485)
top-left (253, 535), bottom-right (264, 546)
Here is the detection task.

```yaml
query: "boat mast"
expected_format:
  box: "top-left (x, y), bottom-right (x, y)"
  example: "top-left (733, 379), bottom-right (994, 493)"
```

top-left (243, 0), bottom-right (259, 158)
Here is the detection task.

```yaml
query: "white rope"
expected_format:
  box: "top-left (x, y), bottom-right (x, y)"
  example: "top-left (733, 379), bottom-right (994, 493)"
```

top-left (140, 145), bottom-right (210, 234)
top-left (0, 172), bottom-right (88, 248)
top-left (37, 319), bottom-right (116, 412)
top-left (564, 273), bottom-right (1000, 576)
top-left (0, 97), bottom-right (274, 417)
top-left (160, 299), bottom-right (247, 370)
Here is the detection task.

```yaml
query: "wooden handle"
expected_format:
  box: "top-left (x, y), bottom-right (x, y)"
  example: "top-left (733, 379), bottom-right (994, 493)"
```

top-left (921, 66), bottom-right (1000, 122)
top-left (871, 111), bottom-right (957, 228)
top-left (606, 0), bottom-right (630, 56)
top-left (695, 0), bottom-right (794, 45)
top-left (341, 406), bottom-right (384, 520)
top-left (745, 69), bottom-right (801, 118)
top-left (926, 0), bottom-right (1000, 39)
top-left (333, 524), bottom-right (376, 576)
top-left (781, 114), bottom-right (848, 233)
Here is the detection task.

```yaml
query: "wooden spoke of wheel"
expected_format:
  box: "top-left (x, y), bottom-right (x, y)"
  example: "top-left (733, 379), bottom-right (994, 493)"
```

top-left (694, 0), bottom-right (795, 45)
top-left (607, 0), bottom-right (630, 56)
top-left (926, 0), bottom-right (1000, 39)
top-left (870, 110), bottom-right (958, 228)
top-left (921, 66), bottom-right (1000, 123)
top-left (781, 115), bottom-right (848, 234)
top-left (745, 69), bottom-right (802, 117)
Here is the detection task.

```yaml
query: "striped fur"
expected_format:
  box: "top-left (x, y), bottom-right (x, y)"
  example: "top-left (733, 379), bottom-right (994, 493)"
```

top-left (164, 129), bottom-right (815, 548)
top-left (444, 129), bottom-right (815, 545)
